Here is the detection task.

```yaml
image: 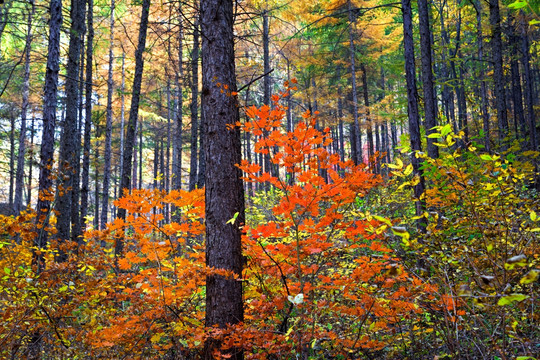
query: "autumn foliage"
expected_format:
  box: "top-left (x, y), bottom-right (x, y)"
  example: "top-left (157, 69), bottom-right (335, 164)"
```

top-left (1, 93), bottom-right (538, 359)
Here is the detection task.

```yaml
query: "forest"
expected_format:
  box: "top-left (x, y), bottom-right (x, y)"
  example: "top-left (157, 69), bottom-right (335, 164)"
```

top-left (0, 0), bottom-right (539, 357)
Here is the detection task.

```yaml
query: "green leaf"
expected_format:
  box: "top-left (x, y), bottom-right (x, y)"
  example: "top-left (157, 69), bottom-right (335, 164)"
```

top-left (480, 154), bottom-right (493, 161)
top-left (516, 357), bottom-right (537, 360)
top-left (519, 269), bottom-right (539, 284)
top-left (498, 294), bottom-right (528, 306)
top-left (531, 211), bottom-right (537, 221)
top-left (530, 19), bottom-right (540, 25)
top-left (226, 212), bottom-right (239, 225)
top-left (4, 267), bottom-right (10, 275)
top-left (507, 0), bottom-right (528, 9)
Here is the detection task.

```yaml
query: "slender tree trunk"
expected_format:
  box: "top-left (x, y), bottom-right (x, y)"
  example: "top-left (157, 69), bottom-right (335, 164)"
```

top-left (197, 99), bottom-right (206, 188)
top-left (489, 0), bottom-right (508, 145)
top-left (201, 0), bottom-right (244, 356)
top-left (14, 1), bottom-right (35, 213)
top-left (117, 49), bottom-right (126, 201)
top-left (101, 0), bottom-right (115, 229)
top-left (117, 0), bottom-right (151, 257)
top-left (9, 113), bottom-right (15, 207)
top-left (361, 64), bottom-right (374, 170)
top-left (81, 0), bottom-right (93, 231)
top-left (520, 14), bottom-right (536, 152)
top-left (173, 22), bottom-right (183, 191)
top-left (189, 21), bottom-right (200, 191)
top-left (417, 0), bottom-right (438, 158)
top-left (27, 117), bottom-right (35, 207)
top-left (348, 0), bottom-right (362, 165)
top-left (401, 0), bottom-right (426, 224)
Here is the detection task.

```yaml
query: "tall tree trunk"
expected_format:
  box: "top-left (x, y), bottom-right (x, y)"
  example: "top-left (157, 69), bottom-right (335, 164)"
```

top-left (81, 0), bottom-right (94, 231)
top-left (417, 0), bottom-right (438, 158)
top-left (27, 117), bottom-right (35, 207)
top-left (118, 49), bottom-right (126, 201)
top-left (489, 0), bottom-right (508, 145)
top-left (520, 14), bottom-right (536, 152)
top-left (361, 64), bottom-right (374, 170)
top-left (401, 0), bottom-right (426, 225)
top-left (348, 0), bottom-right (362, 165)
top-left (197, 99), bottom-right (206, 188)
top-left (189, 21), bottom-right (200, 191)
top-left (201, 0), bottom-right (244, 357)
top-left (14, 1), bottom-right (35, 213)
top-left (117, 0), bottom-right (151, 257)
top-left (56, 0), bottom-right (86, 243)
top-left (9, 113), bottom-right (15, 207)
top-left (173, 18), bottom-right (183, 191)
top-left (35, 0), bottom-right (62, 269)
top-left (101, 0), bottom-right (115, 229)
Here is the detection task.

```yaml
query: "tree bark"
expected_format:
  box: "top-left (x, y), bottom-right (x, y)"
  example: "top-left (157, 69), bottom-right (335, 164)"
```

top-left (348, 0), bottom-right (362, 165)
top-left (401, 0), bottom-right (426, 225)
top-left (116, 0), bottom-right (151, 257)
top-left (35, 0), bottom-right (62, 271)
top-left (81, 0), bottom-right (94, 231)
top-left (489, 0), bottom-right (508, 145)
top-left (173, 15), bottom-right (183, 191)
top-left (56, 0), bottom-right (86, 243)
top-left (201, 0), bottom-right (245, 357)
top-left (417, 0), bottom-right (438, 158)
top-left (101, 0), bottom-right (115, 229)
top-left (189, 21), bottom-right (200, 191)
top-left (14, 1), bottom-right (35, 213)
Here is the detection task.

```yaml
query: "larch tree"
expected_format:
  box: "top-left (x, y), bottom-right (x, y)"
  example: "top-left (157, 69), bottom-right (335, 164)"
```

top-left (201, 0), bottom-right (245, 357)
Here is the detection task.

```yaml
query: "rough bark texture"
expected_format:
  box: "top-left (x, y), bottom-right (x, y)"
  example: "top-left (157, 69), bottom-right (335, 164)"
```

top-left (348, 0), bottom-right (362, 165)
top-left (56, 0), bottom-right (86, 243)
top-left (401, 0), bottom-right (426, 223)
top-left (417, 0), bottom-right (438, 158)
top-left (201, 0), bottom-right (245, 357)
top-left (117, 0), bottom-right (151, 256)
top-left (35, 0), bottom-right (62, 270)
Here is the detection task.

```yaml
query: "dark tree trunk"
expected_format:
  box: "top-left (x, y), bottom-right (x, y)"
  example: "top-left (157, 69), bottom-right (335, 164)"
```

top-left (189, 21), bottom-right (200, 191)
top-left (117, 0), bottom-right (151, 257)
top-left (101, 0), bottom-right (115, 229)
top-left (56, 0), bottom-right (86, 243)
top-left (201, 0), bottom-right (244, 357)
top-left (35, 0), bottom-right (62, 272)
top-left (173, 16), bottom-right (183, 191)
top-left (489, 0), bottom-right (508, 145)
top-left (197, 100), bottom-right (206, 189)
top-left (401, 0), bottom-right (426, 223)
top-left (520, 14), bottom-right (536, 152)
top-left (361, 64), bottom-right (374, 171)
top-left (81, 0), bottom-right (94, 231)
top-left (14, 1), bottom-right (35, 213)
top-left (417, 0), bottom-right (438, 158)
top-left (348, 0), bottom-right (362, 165)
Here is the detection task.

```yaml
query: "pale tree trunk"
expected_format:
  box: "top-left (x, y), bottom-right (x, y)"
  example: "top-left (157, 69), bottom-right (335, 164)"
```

top-left (201, 0), bottom-right (244, 357)
top-left (14, 1), bottom-right (35, 213)
top-left (173, 15), bottom-right (183, 191)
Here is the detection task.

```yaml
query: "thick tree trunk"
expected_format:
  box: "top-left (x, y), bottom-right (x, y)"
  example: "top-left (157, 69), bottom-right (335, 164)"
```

top-left (35, 0), bottom-right (62, 272)
top-left (116, 0), bottom-right (151, 257)
top-left (401, 0), bottom-right (426, 224)
top-left (189, 21), bottom-right (200, 191)
top-left (417, 0), bottom-right (438, 158)
top-left (520, 15), bottom-right (537, 152)
top-left (201, 0), bottom-right (245, 357)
